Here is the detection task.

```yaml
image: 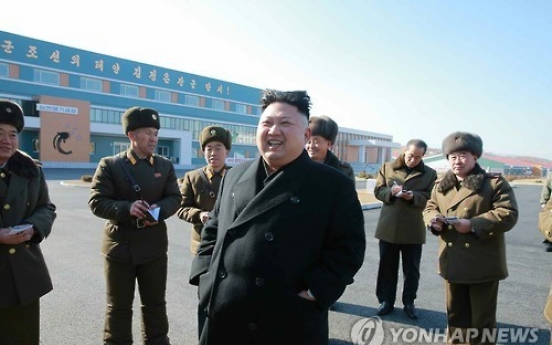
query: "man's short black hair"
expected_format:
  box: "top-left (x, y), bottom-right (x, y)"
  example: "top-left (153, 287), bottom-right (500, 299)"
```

top-left (260, 89), bottom-right (311, 118)
top-left (406, 139), bottom-right (428, 154)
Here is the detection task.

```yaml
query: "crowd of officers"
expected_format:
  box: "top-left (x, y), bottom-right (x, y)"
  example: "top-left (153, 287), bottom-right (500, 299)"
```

top-left (0, 92), bottom-right (548, 345)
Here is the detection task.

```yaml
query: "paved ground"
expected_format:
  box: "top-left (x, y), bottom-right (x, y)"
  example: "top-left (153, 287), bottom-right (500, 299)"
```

top-left (35, 172), bottom-right (551, 344)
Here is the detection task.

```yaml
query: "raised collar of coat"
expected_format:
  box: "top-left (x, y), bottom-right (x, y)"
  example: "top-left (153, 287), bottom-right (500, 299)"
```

top-left (391, 153), bottom-right (426, 173)
top-left (127, 149), bottom-right (154, 166)
top-left (205, 165), bottom-right (228, 179)
top-left (437, 163), bottom-right (488, 193)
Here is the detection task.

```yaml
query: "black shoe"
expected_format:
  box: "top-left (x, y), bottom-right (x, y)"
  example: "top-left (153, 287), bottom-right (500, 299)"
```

top-left (403, 304), bottom-right (418, 319)
top-left (546, 244), bottom-right (552, 252)
top-left (377, 301), bottom-right (394, 316)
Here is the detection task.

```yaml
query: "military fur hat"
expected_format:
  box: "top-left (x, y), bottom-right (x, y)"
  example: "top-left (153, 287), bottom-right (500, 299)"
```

top-left (442, 131), bottom-right (483, 158)
top-left (0, 100), bottom-right (24, 133)
top-left (200, 126), bottom-right (232, 150)
top-left (122, 106), bottom-right (160, 134)
top-left (309, 115), bottom-right (339, 144)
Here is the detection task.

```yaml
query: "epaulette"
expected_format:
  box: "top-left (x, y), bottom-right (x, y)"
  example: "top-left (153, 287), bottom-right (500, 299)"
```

top-left (339, 161), bottom-right (351, 168)
top-left (485, 172), bottom-right (502, 179)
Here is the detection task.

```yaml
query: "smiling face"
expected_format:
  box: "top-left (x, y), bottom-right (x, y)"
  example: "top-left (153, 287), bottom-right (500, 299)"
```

top-left (203, 141), bottom-right (229, 170)
top-left (306, 135), bottom-right (332, 163)
top-left (256, 102), bottom-right (310, 171)
top-left (128, 127), bottom-right (159, 157)
top-left (0, 124), bottom-right (19, 165)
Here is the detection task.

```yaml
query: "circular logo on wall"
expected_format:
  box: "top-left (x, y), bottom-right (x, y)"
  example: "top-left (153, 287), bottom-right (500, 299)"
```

top-left (351, 316), bottom-right (384, 345)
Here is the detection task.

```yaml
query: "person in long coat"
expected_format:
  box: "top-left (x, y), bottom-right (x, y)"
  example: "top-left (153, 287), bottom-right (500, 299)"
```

top-left (190, 90), bottom-right (366, 345)
top-left (424, 131), bottom-right (518, 345)
top-left (538, 199), bottom-right (552, 343)
top-left (373, 139), bottom-right (437, 319)
top-left (177, 125), bottom-right (232, 254)
top-left (0, 100), bottom-right (56, 345)
top-left (89, 106), bottom-right (181, 345)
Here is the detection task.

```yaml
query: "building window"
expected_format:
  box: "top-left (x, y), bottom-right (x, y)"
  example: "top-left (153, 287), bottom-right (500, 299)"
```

top-left (212, 99), bottom-right (224, 110)
top-left (33, 69), bottom-right (60, 85)
top-left (32, 139), bottom-right (40, 153)
top-left (157, 146), bottom-right (169, 158)
top-left (120, 84), bottom-right (139, 97)
top-left (80, 77), bottom-right (102, 92)
top-left (185, 95), bottom-right (199, 106)
top-left (235, 103), bottom-right (247, 114)
top-left (0, 63), bottom-right (7, 77)
top-left (155, 89), bottom-right (171, 103)
top-left (113, 142), bottom-right (130, 155)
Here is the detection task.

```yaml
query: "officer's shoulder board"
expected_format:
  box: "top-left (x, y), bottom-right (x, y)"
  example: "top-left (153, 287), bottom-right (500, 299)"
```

top-left (485, 172), bottom-right (502, 179)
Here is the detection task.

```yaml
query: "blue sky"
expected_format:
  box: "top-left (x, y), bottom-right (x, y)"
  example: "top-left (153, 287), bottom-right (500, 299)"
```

top-left (3, 0), bottom-right (551, 159)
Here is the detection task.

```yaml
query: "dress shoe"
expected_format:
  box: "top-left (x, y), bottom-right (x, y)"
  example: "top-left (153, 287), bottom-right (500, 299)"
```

top-left (545, 242), bottom-right (552, 252)
top-left (403, 304), bottom-right (418, 319)
top-left (377, 301), bottom-right (394, 316)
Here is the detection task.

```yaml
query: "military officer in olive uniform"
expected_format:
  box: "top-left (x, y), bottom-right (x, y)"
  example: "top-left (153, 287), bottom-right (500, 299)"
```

top-left (424, 132), bottom-right (518, 345)
top-left (89, 106), bottom-right (181, 345)
top-left (538, 199), bottom-right (552, 342)
top-left (306, 115), bottom-right (354, 180)
top-left (374, 139), bottom-right (437, 319)
top-left (177, 126), bottom-right (232, 254)
top-left (0, 100), bottom-right (56, 345)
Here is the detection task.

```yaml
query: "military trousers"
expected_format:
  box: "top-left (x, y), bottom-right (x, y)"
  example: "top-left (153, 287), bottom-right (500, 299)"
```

top-left (445, 280), bottom-right (499, 345)
top-left (0, 299), bottom-right (39, 345)
top-left (104, 255), bottom-right (170, 345)
top-left (376, 240), bottom-right (422, 306)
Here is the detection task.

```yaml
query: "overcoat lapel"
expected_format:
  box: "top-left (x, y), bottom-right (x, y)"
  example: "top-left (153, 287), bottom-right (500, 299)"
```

top-left (229, 153), bottom-right (312, 231)
top-left (445, 187), bottom-right (475, 213)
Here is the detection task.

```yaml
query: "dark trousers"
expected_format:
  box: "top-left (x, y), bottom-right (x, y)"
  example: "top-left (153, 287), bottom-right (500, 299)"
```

top-left (0, 299), bottom-right (39, 345)
top-left (104, 255), bottom-right (170, 345)
top-left (376, 240), bottom-right (422, 306)
top-left (446, 281), bottom-right (499, 345)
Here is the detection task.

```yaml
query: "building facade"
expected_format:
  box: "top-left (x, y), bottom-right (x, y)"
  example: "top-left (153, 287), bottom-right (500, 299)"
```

top-left (0, 30), bottom-right (398, 171)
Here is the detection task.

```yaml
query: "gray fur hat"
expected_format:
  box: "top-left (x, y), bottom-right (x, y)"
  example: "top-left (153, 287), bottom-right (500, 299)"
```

top-left (442, 131), bottom-right (483, 158)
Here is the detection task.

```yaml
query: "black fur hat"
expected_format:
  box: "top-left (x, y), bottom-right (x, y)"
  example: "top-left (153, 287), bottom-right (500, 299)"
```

top-left (442, 131), bottom-right (483, 158)
top-left (0, 100), bottom-right (24, 133)
top-left (122, 106), bottom-right (160, 134)
top-left (199, 126), bottom-right (232, 150)
top-left (309, 115), bottom-right (339, 144)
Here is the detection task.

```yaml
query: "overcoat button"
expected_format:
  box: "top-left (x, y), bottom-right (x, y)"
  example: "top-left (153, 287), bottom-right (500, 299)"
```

top-left (248, 323), bottom-right (257, 331)
top-left (0, 172), bottom-right (5, 178)
top-left (255, 277), bottom-right (265, 287)
top-left (264, 232), bottom-right (274, 241)
top-left (4, 204), bottom-right (10, 210)
top-left (465, 243), bottom-right (470, 248)
top-left (489, 232), bottom-right (494, 236)
top-left (8, 248), bottom-right (16, 254)
top-left (448, 225), bottom-right (453, 230)
top-left (218, 270), bottom-right (227, 279)
top-left (290, 196), bottom-right (300, 204)
top-left (26, 244), bottom-right (30, 248)
top-left (447, 242), bottom-right (453, 247)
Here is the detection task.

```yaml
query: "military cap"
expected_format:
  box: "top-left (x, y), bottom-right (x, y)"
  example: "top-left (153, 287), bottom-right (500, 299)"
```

top-left (0, 100), bottom-right (24, 133)
top-left (309, 115), bottom-right (339, 144)
top-left (199, 126), bottom-right (232, 150)
top-left (442, 131), bottom-right (483, 158)
top-left (122, 106), bottom-right (160, 134)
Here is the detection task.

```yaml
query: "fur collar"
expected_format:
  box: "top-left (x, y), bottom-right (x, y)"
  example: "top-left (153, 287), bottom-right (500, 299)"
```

top-left (391, 153), bottom-right (426, 172)
top-left (437, 163), bottom-right (486, 193)
top-left (5, 150), bottom-right (40, 179)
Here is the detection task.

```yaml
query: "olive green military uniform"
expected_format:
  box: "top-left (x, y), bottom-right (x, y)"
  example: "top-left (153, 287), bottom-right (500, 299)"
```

top-left (424, 164), bottom-right (518, 344)
top-left (0, 151), bottom-right (56, 345)
top-left (539, 199), bottom-right (552, 338)
top-left (177, 165), bottom-right (230, 254)
top-left (89, 149), bottom-right (181, 345)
